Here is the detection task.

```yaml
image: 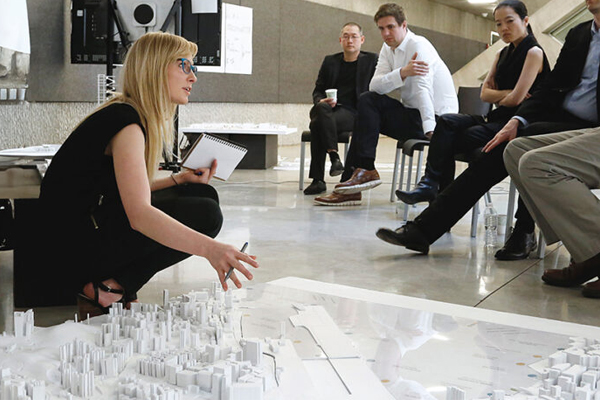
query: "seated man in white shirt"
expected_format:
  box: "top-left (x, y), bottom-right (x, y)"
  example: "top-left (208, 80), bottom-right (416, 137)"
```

top-left (315, 2), bottom-right (458, 206)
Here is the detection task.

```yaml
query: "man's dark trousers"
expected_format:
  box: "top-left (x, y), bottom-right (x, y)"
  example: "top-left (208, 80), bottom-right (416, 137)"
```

top-left (309, 102), bottom-right (356, 180)
top-left (424, 113), bottom-right (503, 189)
top-left (343, 91), bottom-right (425, 178)
top-left (414, 117), bottom-right (595, 244)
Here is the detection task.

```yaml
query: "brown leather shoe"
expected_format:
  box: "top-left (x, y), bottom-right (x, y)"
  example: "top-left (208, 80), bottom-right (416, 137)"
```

top-left (333, 168), bottom-right (382, 194)
top-left (542, 253), bottom-right (600, 287)
top-left (582, 280), bottom-right (600, 298)
top-left (314, 192), bottom-right (362, 206)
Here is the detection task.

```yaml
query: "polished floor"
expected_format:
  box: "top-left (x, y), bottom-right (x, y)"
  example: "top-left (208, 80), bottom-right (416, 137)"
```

top-left (1, 137), bottom-right (597, 334)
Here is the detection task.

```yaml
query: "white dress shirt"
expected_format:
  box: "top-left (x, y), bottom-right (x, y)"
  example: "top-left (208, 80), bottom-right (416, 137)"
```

top-left (370, 30), bottom-right (458, 133)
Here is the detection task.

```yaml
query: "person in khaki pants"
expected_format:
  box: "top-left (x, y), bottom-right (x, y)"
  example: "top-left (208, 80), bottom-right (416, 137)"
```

top-left (504, 127), bottom-right (600, 298)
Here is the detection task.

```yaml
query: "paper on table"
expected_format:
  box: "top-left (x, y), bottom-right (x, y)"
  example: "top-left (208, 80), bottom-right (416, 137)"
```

top-left (0, 144), bottom-right (60, 158)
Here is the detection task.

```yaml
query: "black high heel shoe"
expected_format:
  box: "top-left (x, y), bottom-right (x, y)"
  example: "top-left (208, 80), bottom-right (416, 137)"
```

top-left (77, 282), bottom-right (125, 319)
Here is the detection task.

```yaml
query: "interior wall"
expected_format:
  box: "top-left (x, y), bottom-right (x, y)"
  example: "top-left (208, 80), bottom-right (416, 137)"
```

top-left (0, 102), bottom-right (310, 149)
top-left (452, 0), bottom-right (586, 89)
top-left (2, 0), bottom-right (492, 150)
top-left (304, 0), bottom-right (494, 43)
top-left (25, 0), bottom-right (487, 103)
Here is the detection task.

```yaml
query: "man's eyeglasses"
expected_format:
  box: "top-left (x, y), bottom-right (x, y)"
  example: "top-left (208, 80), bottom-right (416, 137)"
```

top-left (341, 35), bottom-right (361, 41)
top-left (178, 58), bottom-right (197, 75)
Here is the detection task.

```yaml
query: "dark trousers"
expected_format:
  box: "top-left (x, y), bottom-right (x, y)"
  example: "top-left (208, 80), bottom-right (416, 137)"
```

top-left (309, 102), bottom-right (356, 180)
top-left (414, 117), bottom-right (596, 243)
top-left (344, 92), bottom-right (425, 177)
top-left (425, 113), bottom-right (503, 188)
top-left (77, 184), bottom-right (223, 297)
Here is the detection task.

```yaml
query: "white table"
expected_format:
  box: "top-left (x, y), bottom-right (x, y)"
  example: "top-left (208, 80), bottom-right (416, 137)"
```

top-left (180, 124), bottom-right (296, 169)
top-left (0, 145), bottom-right (59, 307)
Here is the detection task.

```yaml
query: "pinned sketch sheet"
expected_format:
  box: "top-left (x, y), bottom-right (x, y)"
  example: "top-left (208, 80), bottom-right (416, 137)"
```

top-left (181, 133), bottom-right (247, 180)
top-left (224, 3), bottom-right (252, 74)
top-left (194, 3), bottom-right (253, 74)
top-left (0, 0), bottom-right (31, 53)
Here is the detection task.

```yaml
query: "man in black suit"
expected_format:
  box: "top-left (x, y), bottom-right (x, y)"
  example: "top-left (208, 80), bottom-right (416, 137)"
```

top-left (303, 22), bottom-right (378, 195)
top-left (376, 0), bottom-right (600, 258)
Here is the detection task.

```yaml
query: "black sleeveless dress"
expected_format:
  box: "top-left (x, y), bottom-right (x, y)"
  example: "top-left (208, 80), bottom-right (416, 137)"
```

top-left (487, 33), bottom-right (551, 123)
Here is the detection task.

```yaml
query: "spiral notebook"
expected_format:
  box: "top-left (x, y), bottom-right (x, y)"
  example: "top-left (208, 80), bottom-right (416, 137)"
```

top-left (181, 133), bottom-right (248, 180)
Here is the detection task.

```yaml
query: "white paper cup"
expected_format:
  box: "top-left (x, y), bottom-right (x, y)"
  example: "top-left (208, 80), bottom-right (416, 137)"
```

top-left (325, 88), bottom-right (337, 101)
top-left (8, 88), bottom-right (17, 100)
top-left (0, 89), bottom-right (6, 100)
top-left (17, 88), bottom-right (26, 101)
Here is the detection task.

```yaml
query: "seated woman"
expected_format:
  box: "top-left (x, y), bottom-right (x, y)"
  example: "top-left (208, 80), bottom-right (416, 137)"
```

top-left (39, 32), bottom-right (258, 317)
top-left (377, 0), bottom-right (549, 257)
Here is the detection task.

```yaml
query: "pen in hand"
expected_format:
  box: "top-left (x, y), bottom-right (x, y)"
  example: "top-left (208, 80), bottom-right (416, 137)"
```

top-left (225, 242), bottom-right (248, 282)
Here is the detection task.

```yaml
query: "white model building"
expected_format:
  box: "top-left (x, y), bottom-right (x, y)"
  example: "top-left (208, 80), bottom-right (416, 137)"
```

top-left (13, 309), bottom-right (33, 338)
top-left (0, 368), bottom-right (46, 400)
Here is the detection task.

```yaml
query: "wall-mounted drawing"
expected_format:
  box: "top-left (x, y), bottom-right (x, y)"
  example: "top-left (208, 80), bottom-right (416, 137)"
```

top-left (0, 0), bottom-right (31, 101)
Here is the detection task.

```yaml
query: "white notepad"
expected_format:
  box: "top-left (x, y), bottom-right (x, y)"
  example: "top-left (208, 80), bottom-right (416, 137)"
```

top-left (181, 133), bottom-right (248, 180)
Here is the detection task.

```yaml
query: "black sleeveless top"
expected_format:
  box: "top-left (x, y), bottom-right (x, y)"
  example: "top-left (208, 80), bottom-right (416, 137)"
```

top-left (40, 103), bottom-right (145, 231)
top-left (487, 34), bottom-right (550, 123)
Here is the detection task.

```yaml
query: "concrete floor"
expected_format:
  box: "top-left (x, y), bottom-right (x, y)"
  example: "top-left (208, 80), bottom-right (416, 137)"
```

top-left (1, 137), bottom-right (596, 334)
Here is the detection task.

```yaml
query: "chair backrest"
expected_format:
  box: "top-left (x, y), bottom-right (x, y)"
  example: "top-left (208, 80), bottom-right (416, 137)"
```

top-left (457, 86), bottom-right (491, 116)
top-left (454, 86), bottom-right (491, 164)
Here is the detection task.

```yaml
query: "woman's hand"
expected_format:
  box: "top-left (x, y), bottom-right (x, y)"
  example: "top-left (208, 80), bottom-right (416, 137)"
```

top-left (482, 118), bottom-right (520, 153)
top-left (177, 159), bottom-right (218, 185)
top-left (499, 92), bottom-right (531, 107)
top-left (204, 240), bottom-right (259, 291)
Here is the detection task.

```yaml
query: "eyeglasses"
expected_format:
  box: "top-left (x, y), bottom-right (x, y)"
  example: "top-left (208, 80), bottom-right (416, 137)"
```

top-left (341, 35), bottom-right (361, 41)
top-left (177, 58), bottom-right (197, 75)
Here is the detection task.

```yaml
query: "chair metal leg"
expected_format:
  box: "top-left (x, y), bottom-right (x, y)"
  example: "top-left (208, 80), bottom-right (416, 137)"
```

top-left (536, 231), bottom-right (546, 259)
top-left (471, 192), bottom-right (491, 238)
top-left (390, 147), bottom-right (402, 202)
top-left (399, 153), bottom-right (407, 193)
top-left (471, 200), bottom-right (479, 238)
top-left (299, 142), bottom-right (306, 191)
top-left (412, 150), bottom-right (426, 209)
top-left (343, 143), bottom-right (349, 160)
top-left (415, 150), bottom-right (424, 186)
top-left (403, 155), bottom-right (415, 221)
top-left (483, 192), bottom-right (492, 206)
top-left (505, 180), bottom-right (517, 239)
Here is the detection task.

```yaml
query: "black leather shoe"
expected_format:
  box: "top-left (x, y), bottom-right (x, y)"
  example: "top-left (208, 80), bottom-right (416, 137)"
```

top-left (329, 158), bottom-right (344, 177)
top-left (395, 177), bottom-right (438, 205)
top-left (495, 229), bottom-right (537, 260)
top-left (303, 180), bottom-right (326, 195)
top-left (376, 222), bottom-right (430, 254)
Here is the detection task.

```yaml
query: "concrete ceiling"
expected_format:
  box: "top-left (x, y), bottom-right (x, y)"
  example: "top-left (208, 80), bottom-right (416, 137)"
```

top-left (429, 0), bottom-right (550, 19)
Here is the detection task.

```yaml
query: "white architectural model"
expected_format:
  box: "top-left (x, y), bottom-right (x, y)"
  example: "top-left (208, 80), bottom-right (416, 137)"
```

top-left (8, 280), bottom-right (596, 400)
top-left (1, 287), bottom-right (285, 400)
top-left (448, 337), bottom-right (600, 400)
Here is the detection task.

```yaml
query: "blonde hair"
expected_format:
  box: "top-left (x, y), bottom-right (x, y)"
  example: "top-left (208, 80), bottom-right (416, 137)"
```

top-left (101, 31), bottom-right (198, 180)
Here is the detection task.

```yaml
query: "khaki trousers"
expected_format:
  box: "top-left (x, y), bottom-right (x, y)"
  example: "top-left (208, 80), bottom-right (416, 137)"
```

top-left (504, 127), bottom-right (600, 263)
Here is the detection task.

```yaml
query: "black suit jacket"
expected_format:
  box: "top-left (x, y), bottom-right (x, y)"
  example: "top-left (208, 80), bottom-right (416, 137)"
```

top-left (312, 51), bottom-right (378, 107)
top-left (517, 20), bottom-right (596, 124)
